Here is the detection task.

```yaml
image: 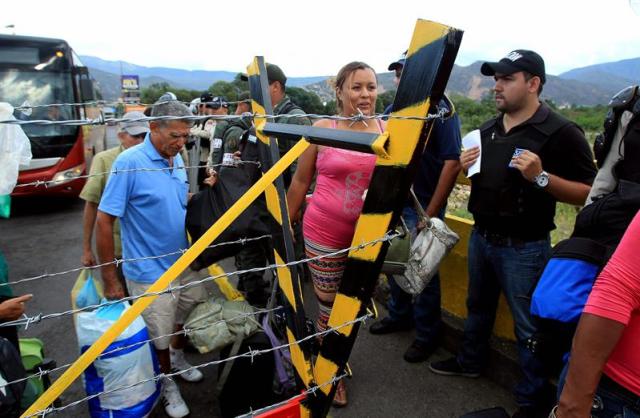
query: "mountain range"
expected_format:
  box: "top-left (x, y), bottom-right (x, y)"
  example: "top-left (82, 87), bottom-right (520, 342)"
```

top-left (83, 55), bottom-right (640, 106)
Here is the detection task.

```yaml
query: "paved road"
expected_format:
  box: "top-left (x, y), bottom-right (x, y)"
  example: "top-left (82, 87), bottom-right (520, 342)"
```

top-left (2, 194), bottom-right (516, 418)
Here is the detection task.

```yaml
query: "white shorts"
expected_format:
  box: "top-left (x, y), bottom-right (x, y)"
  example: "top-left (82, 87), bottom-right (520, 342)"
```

top-left (126, 269), bottom-right (208, 350)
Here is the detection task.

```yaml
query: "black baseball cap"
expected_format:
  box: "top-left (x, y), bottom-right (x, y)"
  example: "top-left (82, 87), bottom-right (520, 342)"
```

top-left (480, 49), bottom-right (546, 84)
top-left (200, 92), bottom-right (213, 103)
top-left (200, 92), bottom-right (229, 109)
top-left (240, 63), bottom-right (287, 85)
top-left (388, 50), bottom-right (407, 71)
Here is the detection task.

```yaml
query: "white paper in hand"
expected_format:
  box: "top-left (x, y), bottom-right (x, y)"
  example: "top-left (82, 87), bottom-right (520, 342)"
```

top-left (462, 129), bottom-right (481, 177)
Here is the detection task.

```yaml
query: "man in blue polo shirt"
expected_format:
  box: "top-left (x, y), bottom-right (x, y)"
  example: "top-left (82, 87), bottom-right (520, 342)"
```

top-left (369, 51), bottom-right (462, 363)
top-left (97, 100), bottom-right (205, 418)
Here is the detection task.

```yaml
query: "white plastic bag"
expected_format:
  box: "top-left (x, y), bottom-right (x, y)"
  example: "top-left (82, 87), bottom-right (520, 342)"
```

top-left (0, 103), bottom-right (32, 195)
top-left (76, 302), bottom-right (160, 417)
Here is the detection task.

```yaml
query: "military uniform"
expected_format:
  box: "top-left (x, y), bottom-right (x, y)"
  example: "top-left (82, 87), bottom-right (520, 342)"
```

top-left (235, 96), bottom-right (310, 304)
top-left (273, 96), bottom-right (311, 187)
top-left (207, 120), bottom-right (230, 168)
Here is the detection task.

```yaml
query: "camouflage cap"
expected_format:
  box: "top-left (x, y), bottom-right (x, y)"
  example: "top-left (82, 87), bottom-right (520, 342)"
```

top-left (240, 63), bottom-right (287, 85)
top-left (238, 91), bottom-right (251, 103)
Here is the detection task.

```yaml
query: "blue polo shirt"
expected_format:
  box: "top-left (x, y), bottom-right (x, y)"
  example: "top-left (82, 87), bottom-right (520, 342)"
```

top-left (99, 135), bottom-right (189, 283)
top-left (385, 99), bottom-right (462, 207)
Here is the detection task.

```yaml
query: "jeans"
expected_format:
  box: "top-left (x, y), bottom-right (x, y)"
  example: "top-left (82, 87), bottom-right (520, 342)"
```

top-left (386, 205), bottom-right (443, 344)
top-left (558, 364), bottom-right (640, 418)
top-left (458, 228), bottom-right (551, 407)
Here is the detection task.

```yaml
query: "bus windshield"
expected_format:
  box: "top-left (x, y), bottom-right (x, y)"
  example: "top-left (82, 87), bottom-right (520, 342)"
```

top-left (0, 69), bottom-right (78, 158)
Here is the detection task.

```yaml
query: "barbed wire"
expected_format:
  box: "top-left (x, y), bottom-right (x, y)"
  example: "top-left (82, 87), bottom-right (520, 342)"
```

top-left (13, 160), bottom-right (261, 189)
top-left (25, 313), bottom-right (371, 417)
top-left (0, 306), bottom-right (282, 391)
top-left (2, 234), bottom-right (272, 288)
top-left (0, 107), bottom-right (451, 127)
top-left (0, 231), bottom-right (399, 329)
top-left (14, 100), bottom-right (108, 110)
top-left (13, 99), bottom-right (246, 110)
top-left (239, 372), bottom-right (349, 417)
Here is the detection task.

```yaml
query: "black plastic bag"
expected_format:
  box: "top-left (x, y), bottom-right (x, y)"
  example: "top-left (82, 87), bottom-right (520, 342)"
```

top-left (186, 166), bottom-right (271, 271)
top-left (0, 337), bottom-right (26, 417)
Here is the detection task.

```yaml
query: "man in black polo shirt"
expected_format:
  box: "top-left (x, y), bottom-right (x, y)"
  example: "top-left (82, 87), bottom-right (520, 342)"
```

top-left (429, 50), bottom-right (597, 418)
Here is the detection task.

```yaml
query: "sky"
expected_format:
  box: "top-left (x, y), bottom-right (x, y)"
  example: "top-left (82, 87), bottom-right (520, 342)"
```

top-left (3, 0), bottom-right (640, 77)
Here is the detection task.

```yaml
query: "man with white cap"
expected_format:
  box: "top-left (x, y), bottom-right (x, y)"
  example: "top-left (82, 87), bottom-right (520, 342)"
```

top-left (80, 111), bottom-right (149, 290)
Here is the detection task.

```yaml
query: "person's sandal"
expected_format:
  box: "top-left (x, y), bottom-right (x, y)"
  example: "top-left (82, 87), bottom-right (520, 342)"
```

top-left (332, 380), bottom-right (347, 408)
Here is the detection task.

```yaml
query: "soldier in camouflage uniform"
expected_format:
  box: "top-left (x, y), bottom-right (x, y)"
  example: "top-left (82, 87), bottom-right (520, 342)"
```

top-left (208, 92), bottom-right (252, 167)
top-left (242, 64), bottom-right (311, 186)
top-left (235, 66), bottom-right (312, 305)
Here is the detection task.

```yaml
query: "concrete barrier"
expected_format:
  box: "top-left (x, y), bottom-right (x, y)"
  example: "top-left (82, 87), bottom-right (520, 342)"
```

top-left (440, 214), bottom-right (516, 342)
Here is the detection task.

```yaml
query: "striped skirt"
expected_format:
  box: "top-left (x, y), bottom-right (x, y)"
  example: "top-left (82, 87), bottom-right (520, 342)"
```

top-left (304, 238), bottom-right (348, 333)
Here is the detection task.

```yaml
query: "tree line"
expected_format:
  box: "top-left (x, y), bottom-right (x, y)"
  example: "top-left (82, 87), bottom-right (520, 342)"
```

top-left (141, 78), bottom-right (607, 135)
top-left (449, 94), bottom-right (608, 135)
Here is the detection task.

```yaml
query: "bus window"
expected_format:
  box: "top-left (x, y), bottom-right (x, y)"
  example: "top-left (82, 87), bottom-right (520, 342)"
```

top-left (0, 69), bottom-right (78, 158)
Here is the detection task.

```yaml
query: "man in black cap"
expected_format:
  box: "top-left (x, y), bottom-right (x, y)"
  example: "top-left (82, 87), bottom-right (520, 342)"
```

top-left (208, 91), bottom-right (252, 167)
top-left (369, 51), bottom-right (462, 364)
top-left (190, 92), bottom-right (229, 188)
top-left (429, 50), bottom-right (596, 418)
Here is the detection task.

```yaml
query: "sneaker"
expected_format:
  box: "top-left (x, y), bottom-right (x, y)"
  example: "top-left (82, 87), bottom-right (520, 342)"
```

top-left (368, 317), bottom-right (412, 335)
top-left (403, 340), bottom-right (438, 363)
top-left (171, 348), bottom-right (204, 383)
top-left (429, 357), bottom-right (480, 378)
top-left (162, 379), bottom-right (189, 418)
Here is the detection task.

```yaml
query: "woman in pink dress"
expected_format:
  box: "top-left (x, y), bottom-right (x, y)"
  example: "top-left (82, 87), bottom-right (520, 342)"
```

top-left (287, 61), bottom-right (385, 407)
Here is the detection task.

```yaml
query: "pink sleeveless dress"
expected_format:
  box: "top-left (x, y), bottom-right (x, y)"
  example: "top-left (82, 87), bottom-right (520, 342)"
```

top-left (302, 120), bottom-right (381, 249)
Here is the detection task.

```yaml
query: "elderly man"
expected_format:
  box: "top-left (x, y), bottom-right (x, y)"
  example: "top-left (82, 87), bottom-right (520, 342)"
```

top-left (80, 111), bottom-right (148, 285)
top-left (97, 101), bottom-right (206, 418)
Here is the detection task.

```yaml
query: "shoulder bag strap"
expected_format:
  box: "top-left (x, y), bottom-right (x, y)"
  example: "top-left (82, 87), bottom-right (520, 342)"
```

top-left (409, 188), bottom-right (431, 226)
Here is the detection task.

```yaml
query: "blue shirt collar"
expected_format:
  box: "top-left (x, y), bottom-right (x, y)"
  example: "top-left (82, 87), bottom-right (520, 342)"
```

top-left (142, 134), bottom-right (166, 162)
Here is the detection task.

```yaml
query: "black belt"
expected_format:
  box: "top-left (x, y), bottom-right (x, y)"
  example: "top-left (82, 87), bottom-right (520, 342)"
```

top-left (600, 373), bottom-right (640, 407)
top-left (474, 227), bottom-right (547, 247)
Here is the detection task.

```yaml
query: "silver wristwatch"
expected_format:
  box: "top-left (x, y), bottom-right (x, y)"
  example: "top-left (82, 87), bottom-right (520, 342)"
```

top-left (534, 170), bottom-right (550, 189)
